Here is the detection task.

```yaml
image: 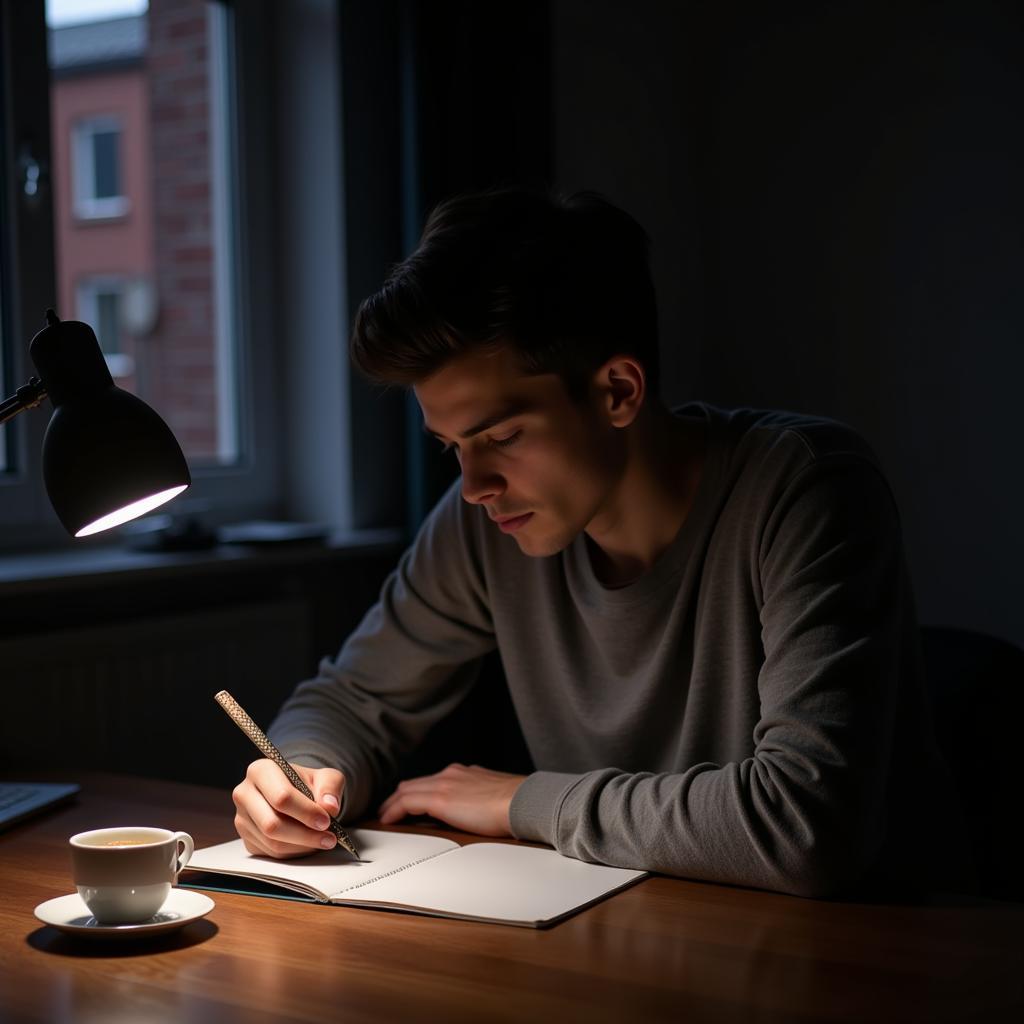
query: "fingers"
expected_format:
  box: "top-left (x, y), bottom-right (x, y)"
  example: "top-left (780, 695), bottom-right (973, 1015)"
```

top-left (376, 763), bottom-right (524, 836)
top-left (378, 780), bottom-right (440, 824)
top-left (250, 760), bottom-right (333, 830)
top-left (310, 767), bottom-right (344, 816)
top-left (231, 759), bottom-right (345, 859)
top-left (377, 764), bottom-right (465, 824)
top-left (234, 800), bottom-right (320, 859)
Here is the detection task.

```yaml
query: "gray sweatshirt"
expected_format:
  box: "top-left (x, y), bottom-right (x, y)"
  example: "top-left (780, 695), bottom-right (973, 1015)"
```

top-left (268, 404), bottom-right (960, 898)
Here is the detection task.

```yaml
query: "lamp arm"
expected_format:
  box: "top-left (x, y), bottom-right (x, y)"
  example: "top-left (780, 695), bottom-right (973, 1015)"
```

top-left (0, 377), bottom-right (48, 426)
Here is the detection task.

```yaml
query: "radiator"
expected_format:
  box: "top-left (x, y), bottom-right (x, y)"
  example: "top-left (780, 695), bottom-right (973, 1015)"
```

top-left (0, 599), bottom-right (313, 787)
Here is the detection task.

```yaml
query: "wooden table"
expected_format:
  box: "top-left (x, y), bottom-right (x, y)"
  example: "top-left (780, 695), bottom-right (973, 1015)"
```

top-left (1, 773), bottom-right (1022, 1023)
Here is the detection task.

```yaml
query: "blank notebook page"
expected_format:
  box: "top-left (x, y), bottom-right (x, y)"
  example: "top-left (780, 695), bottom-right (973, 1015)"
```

top-left (343, 842), bottom-right (645, 924)
top-left (190, 830), bottom-right (458, 898)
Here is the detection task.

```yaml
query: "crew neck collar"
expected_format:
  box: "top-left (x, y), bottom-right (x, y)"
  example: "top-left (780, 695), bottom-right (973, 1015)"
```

top-left (563, 403), bottom-right (723, 609)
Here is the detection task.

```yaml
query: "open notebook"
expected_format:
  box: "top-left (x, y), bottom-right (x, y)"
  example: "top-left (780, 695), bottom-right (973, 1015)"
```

top-left (182, 829), bottom-right (646, 928)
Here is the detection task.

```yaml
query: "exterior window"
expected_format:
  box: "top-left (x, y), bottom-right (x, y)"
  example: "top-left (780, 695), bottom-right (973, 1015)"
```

top-left (2, 1), bottom-right (284, 544)
top-left (76, 278), bottom-right (136, 379)
top-left (50, 0), bottom-right (242, 466)
top-left (72, 116), bottom-right (130, 220)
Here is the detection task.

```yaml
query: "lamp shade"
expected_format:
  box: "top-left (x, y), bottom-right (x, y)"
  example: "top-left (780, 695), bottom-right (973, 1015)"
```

top-left (29, 316), bottom-right (190, 537)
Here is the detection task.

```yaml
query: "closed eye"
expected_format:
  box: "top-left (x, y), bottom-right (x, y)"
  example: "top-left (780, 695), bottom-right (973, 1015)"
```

top-left (438, 430), bottom-right (522, 455)
top-left (489, 430), bottom-right (521, 449)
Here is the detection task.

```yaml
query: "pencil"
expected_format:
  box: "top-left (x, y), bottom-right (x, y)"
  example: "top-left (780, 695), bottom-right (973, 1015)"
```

top-left (214, 689), bottom-right (360, 859)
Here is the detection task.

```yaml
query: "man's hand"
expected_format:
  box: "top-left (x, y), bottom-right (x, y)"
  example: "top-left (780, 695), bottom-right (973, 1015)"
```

top-left (232, 759), bottom-right (346, 859)
top-left (377, 764), bottom-right (526, 836)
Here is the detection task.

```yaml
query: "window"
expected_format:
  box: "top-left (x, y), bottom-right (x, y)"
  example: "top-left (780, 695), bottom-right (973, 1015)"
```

top-left (72, 116), bottom-right (129, 220)
top-left (75, 276), bottom-right (134, 379)
top-left (50, 0), bottom-right (244, 466)
top-left (1, 0), bottom-right (283, 547)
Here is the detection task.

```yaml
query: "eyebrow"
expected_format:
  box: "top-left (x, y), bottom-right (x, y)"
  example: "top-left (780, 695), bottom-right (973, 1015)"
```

top-left (422, 401), bottom-right (535, 442)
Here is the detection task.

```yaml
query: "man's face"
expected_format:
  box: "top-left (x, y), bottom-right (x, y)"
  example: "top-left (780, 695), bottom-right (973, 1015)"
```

top-left (414, 346), bottom-right (623, 557)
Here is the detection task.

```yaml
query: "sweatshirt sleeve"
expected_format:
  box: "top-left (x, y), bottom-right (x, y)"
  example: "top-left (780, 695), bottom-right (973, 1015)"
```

top-left (267, 481), bottom-right (496, 821)
top-left (509, 454), bottom-right (912, 898)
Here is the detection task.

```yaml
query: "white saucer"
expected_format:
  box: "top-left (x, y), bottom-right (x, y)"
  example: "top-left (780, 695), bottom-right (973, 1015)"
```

top-left (34, 888), bottom-right (215, 939)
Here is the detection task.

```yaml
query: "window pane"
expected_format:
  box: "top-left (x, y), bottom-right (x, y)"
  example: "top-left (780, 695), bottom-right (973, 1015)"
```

top-left (47, 0), bottom-right (241, 466)
top-left (96, 290), bottom-right (121, 353)
top-left (91, 128), bottom-right (121, 199)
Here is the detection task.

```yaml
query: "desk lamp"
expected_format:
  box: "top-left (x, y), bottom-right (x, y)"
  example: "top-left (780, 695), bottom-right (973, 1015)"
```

top-left (0, 309), bottom-right (190, 536)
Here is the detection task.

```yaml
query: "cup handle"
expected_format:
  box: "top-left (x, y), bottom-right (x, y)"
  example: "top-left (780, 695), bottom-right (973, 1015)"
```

top-left (171, 831), bottom-right (194, 879)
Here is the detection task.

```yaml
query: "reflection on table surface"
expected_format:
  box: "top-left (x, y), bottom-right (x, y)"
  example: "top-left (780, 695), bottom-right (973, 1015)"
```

top-left (2, 772), bottom-right (1022, 1024)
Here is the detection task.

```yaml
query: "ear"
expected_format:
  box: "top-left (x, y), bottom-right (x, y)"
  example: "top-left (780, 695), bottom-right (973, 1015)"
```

top-left (593, 355), bottom-right (645, 428)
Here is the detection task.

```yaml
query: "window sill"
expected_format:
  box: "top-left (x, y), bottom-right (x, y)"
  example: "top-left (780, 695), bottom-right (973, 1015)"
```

top-left (73, 199), bottom-right (131, 223)
top-left (0, 527), bottom-right (403, 595)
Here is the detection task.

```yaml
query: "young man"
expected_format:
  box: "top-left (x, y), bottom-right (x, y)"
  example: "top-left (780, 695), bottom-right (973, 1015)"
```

top-left (232, 187), bottom-right (961, 898)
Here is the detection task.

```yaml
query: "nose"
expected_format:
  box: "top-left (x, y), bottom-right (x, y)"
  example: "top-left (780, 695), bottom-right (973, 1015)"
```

top-left (459, 449), bottom-right (505, 505)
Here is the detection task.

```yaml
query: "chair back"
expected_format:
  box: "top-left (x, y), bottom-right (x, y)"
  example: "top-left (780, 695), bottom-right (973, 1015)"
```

top-left (921, 625), bottom-right (1024, 902)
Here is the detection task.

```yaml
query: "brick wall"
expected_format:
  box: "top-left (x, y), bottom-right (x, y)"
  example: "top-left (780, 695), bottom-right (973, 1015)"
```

top-left (147, 0), bottom-right (218, 459)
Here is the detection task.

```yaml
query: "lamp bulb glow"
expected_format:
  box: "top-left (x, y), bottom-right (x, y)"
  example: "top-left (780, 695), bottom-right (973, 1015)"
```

top-left (74, 484), bottom-right (190, 538)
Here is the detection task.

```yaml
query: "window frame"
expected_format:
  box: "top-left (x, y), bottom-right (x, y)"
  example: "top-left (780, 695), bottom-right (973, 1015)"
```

top-left (0, 0), bottom-right (54, 537)
top-left (71, 113), bottom-right (130, 222)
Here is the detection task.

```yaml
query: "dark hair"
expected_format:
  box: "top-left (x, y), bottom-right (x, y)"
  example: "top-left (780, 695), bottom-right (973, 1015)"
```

top-left (350, 186), bottom-right (659, 400)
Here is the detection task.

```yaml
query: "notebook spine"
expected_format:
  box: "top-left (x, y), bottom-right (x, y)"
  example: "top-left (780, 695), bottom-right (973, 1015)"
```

top-left (333, 849), bottom-right (448, 896)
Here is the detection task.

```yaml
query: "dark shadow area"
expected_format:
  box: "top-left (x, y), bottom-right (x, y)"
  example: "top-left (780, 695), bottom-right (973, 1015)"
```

top-left (399, 649), bottom-right (534, 779)
top-left (27, 917), bottom-right (218, 957)
top-left (921, 626), bottom-right (1024, 903)
top-left (0, 543), bottom-right (400, 789)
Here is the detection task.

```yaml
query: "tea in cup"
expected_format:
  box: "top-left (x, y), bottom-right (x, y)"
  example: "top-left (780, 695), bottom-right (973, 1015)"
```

top-left (69, 826), bottom-right (194, 924)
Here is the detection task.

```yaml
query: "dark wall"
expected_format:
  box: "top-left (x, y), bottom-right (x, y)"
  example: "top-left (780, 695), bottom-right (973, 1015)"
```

top-left (554, 0), bottom-right (1023, 647)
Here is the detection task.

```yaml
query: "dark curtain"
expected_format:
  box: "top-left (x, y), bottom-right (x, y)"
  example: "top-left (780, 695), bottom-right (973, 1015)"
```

top-left (341, 0), bottom-right (552, 535)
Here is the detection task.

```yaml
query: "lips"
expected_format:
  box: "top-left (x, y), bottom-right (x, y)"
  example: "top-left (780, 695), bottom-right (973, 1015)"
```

top-left (493, 512), bottom-right (533, 534)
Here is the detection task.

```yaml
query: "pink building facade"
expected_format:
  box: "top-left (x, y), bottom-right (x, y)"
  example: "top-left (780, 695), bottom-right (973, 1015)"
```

top-left (50, 1), bottom-right (221, 460)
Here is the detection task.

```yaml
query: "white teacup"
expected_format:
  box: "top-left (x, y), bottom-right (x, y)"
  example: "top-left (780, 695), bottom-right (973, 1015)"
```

top-left (69, 826), bottom-right (194, 925)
